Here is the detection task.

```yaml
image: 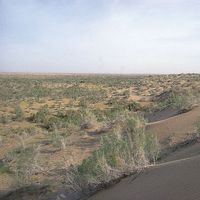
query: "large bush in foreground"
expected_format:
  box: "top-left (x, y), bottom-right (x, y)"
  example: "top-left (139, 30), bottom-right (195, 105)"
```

top-left (65, 113), bottom-right (159, 191)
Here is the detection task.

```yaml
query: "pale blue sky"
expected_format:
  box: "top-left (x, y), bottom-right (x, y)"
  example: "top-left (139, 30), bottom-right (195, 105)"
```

top-left (0, 0), bottom-right (200, 73)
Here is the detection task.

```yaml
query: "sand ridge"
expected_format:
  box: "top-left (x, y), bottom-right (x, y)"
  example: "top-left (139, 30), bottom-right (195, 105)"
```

top-left (147, 105), bottom-right (200, 144)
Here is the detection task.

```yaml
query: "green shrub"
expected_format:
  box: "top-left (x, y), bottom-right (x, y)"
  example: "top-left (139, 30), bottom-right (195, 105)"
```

top-left (80, 109), bottom-right (98, 129)
top-left (153, 88), bottom-right (194, 112)
top-left (31, 105), bottom-right (49, 123)
top-left (67, 113), bottom-right (159, 190)
top-left (44, 116), bottom-right (62, 130)
top-left (0, 161), bottom-right (11, 174)
top-left (4, 145), bottom-right (40, 186)
top-left (49, 129), bottom-right (67, 149)
top-left (145, 131), bottom-right (160, 163)
top-left (14, 106), bottom-right (24, 121)
top-left (57, 110), bottom-right (83, 126)
top-left (127, 101), bottom-right (141, 112)
top-left (170, 92), bottom-right (193, 111)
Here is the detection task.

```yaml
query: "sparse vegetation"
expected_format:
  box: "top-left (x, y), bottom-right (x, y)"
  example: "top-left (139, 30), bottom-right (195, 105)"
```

top-left (0, 73), bottom-right (199, 199)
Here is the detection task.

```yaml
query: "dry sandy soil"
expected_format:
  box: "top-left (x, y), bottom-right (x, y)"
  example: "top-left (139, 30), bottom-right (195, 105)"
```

top-left (147, 105), bottom-right (200, 145)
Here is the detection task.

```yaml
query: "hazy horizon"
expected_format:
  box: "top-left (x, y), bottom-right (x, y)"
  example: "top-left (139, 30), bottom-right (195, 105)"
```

top-left (1, 0), bottom-right (200, 74)
top-left (0, 71), bottom-right (200, 75)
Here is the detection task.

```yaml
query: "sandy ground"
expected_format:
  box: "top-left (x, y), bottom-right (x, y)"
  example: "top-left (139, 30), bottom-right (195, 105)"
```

top-left (147, 106), bottom-right (200, 144)
top-left (88, 143), bottom-right (200, 200)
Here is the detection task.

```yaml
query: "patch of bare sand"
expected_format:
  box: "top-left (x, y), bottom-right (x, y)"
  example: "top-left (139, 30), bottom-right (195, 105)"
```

top-left (147, 106), bottom-right (200, 145)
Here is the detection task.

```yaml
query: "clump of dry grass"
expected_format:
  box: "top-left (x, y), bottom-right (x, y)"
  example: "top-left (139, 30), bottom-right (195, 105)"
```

top-left (0, 114), bottom-right (12, 124)
top-left (65, 112), bottom-right (160, 192)
top-left (80, 109), bottom-right (98, 130)
top-left (49, 129), bottom-right (68, 150)
top-left (13, 105), bottom-right (24, 121)
top-left (4, 145), bottom-right (41, 186)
